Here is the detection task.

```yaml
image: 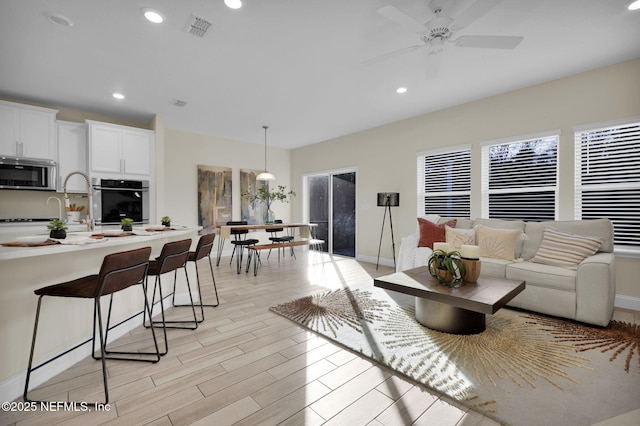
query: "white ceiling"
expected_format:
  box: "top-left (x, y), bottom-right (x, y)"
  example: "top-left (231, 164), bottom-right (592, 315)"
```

top-left (1, 0), bottom-right (639, 149)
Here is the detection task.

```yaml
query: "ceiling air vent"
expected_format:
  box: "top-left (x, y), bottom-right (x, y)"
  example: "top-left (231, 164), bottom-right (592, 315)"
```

top-left (186, 14), bottom-right (213, 38)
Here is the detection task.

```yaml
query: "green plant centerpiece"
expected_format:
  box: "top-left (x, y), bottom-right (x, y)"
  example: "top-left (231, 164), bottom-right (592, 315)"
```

top-left (427, 249), bottom-right (466, 287)
top-left (120, 217), bottom-right (134, 231)
top-left (47, 219), bottom-right (68, 239)
top-left (242, 184), bottom-right (295, 224)
top-left (161, 216), bottom-right (171, 227)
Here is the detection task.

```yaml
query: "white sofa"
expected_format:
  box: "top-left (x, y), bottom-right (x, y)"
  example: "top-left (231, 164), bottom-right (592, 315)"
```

top-left (397, 217), bottom-right (616, 327)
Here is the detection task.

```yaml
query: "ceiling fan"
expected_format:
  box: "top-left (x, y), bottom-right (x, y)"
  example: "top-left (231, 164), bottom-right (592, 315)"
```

top-left (372, 0), bottom-right (524, 78)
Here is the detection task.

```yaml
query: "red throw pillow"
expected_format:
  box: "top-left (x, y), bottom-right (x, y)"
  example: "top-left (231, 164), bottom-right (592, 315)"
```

top-left (417, 218), bottom-right (457, 249)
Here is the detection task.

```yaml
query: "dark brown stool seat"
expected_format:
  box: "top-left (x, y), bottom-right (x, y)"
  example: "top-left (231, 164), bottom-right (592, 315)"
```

top-left (143, 239), bottom-right (196, 355)
top-left (24, 247), bottom-right (156, 406)
top-left (188, 233), bottom-right (219, 308)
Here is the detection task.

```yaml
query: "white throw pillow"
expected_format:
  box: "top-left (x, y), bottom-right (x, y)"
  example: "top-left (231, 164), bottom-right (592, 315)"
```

top-left (445, 225), bottom-right (475, 250)
top-left (475, 224), bottom-right (523, 261)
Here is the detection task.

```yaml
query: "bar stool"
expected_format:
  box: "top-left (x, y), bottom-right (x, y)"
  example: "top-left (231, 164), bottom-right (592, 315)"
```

top-left (24, 247), bottom-right (157, 405)
top-left (143, 239), bottom-right (195, 356)
top-left (171, 233), bottom-right (219, 321)
top-left (227, 220), bottom-right (259, 274)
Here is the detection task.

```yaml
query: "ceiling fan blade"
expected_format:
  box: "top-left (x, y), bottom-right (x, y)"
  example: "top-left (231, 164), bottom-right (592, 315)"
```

top-left (362, 45), bottom-right (425, 66)
top-left (450, 0), bottom-right (502, 31)
top-left (376, 5), bottom-right (425, 32)
top-left (424, 50), bottom-right (443, 79)
top-left (453, 35), bottom-right (523, 49)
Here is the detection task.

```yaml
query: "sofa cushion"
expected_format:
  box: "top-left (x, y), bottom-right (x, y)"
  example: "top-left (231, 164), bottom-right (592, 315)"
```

top-left (445, 225), bottom-right (475, 250)
top-left (475, 224), bottom-right (523, 261)
top-left (479, 257), bottom-right (511, 278)
top-left (417, 218), bottom-right (456, 249)
top-left (522, 219), bottom-right (614, 259)
top-left (530, 227), bottom-right (603, 270)
top-left (506, 261), bottom-right (577, 292)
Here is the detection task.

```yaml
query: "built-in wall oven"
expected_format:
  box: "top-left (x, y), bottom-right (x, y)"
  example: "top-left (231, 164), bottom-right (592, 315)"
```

top-left (92, 178), bottom-right (149, 225)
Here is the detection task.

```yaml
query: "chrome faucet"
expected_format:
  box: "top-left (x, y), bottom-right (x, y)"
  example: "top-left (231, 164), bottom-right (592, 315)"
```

top-left (63, 171), bottom-right (94, 231)
top-left (46, 196), bottom-right (63, 220)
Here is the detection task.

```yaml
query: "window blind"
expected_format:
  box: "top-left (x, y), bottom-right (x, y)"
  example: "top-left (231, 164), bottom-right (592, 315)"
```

top-left (417, 147), bottom-right (470, 218)
top-left (575, 120), bottom-right (640, 248)
top-left (481, 135), bottom-right (558, 221)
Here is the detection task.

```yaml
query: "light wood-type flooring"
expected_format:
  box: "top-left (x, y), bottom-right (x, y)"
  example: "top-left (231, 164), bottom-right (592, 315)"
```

top-left (3, 250), bottom-right (639, 426)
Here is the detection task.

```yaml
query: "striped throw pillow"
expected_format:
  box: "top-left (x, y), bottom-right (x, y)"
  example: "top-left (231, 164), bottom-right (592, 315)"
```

top-left (531, 227), bottom-right (604, 270)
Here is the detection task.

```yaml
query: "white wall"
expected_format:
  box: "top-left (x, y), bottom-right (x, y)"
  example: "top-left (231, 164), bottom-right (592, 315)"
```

top-left (160, 128), bottom-right (292, 239)
top-left (290, 58), bottom-right (640, 301)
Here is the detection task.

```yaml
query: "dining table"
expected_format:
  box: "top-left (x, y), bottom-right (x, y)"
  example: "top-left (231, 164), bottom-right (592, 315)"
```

top-left (215, 222), bottom-right (318, 265)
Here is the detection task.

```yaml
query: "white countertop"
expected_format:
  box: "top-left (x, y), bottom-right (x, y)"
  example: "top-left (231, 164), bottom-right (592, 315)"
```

top-left (0, 225), bottom-right (199, 260)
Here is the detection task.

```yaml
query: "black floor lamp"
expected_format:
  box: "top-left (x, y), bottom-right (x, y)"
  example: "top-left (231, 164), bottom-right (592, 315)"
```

top-left (376, 192), bottom-right (399, 270)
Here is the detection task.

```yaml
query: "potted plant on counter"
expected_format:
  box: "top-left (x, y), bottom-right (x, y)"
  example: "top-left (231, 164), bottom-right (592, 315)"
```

top-left (120, 217), bottom-right (134, 232)
top-left (427, 249), bottom-right (466, 287)
top-left (161, 216), bottom-right (171, 227)
top-left (47, 219), bottom-right (68, 239)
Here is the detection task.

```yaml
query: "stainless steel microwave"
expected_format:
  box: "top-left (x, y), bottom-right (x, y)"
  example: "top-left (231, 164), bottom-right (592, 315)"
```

top-left (0, 156), bottom-right (57, 191)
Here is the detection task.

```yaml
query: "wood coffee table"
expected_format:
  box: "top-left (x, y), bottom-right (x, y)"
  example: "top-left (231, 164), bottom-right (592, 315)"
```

top-left (374, 266), bottom-right (525, 334)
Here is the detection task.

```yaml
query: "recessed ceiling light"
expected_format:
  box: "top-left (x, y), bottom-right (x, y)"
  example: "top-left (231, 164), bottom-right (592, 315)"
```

top-left (628, 0), bottom-right (640, 11)
top-left (112, 93), bottom-right (125, 100)
top-left (396, 87), bottom-right (408, 94)
top-left (224, 0), bottom-right (243, 10)
top-left (45, 12), bottom-right (74, 27)
top-left (142, 8), bottom-right (165, 23)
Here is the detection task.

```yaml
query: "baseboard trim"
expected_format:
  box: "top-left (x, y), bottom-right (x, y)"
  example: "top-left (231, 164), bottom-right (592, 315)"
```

top-left (357, 254), bottom-right (396, 269)
top-left (615, 294), bottom-right (640, 311)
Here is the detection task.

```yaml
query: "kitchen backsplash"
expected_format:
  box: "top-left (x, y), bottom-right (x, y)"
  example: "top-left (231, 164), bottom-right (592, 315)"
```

top-left (0, 190), bottom-right (88, 220)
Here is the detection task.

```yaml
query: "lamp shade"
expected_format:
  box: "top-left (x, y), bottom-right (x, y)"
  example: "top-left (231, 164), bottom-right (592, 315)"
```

top-left (256, 171), bottom-right (275, 181)
top-left (377, 192), bottom-right (399, 207)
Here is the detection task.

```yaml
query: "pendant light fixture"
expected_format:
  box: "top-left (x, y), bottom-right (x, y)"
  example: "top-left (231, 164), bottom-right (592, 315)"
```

top-left (256, 125), bottom-right (275, 181)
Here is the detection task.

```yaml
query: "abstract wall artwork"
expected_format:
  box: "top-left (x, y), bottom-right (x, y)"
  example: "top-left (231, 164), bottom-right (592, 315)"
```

top-left (197, 165), bottom-right (232, 233)
top-left (240, 169), bottom-right (267, 224)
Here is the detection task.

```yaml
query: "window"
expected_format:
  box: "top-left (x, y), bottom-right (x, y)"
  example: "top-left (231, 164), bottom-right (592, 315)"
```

top-left (574, 118), bottom-right (640, 249)
top-left (417, 146), bottom-right (470, 218)
top-left (481, 132), bottom-right (559, 221)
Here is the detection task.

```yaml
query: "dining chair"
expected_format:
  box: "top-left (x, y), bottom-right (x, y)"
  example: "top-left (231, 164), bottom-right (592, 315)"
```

top-left (227, 220), bottom-right (259, 274)
top-left (267, 219), bottom-right (296, 261)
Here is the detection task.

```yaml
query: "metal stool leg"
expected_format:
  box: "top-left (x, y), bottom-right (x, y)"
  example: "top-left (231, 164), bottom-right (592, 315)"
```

top-left (173, 256), bottom-right (219, 312)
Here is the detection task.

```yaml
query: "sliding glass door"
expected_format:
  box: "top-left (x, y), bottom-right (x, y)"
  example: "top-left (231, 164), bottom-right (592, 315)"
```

top-left (305, 170), bottom-right (356, 257)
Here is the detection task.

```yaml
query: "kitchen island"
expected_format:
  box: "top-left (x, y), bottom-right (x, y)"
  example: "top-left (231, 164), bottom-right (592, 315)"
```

top-left (0, 226), bottom-right (200, 403)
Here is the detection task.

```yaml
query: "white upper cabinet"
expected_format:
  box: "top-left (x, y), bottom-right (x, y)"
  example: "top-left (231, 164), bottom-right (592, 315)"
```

top-left (57, 120), bottom-right (87, 193)
top-left (87, 120), bottom-right (154, 180)
top-left (0, 100), bottom-right (58, 160)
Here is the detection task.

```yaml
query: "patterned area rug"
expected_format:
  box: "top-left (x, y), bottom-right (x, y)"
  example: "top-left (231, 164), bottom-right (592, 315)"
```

top-left (270, 287), bottom-right (640, 426)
